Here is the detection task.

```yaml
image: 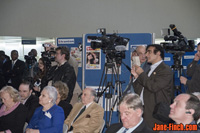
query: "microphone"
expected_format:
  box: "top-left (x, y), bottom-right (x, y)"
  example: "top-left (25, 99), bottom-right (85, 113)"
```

top-left (115, 45), bottom-right (126, 52)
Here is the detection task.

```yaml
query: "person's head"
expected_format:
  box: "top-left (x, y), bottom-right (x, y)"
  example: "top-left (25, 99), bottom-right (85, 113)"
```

top-left (146, 44), bottom-right (164, 64)
top-left (39, 86), bottom-right (57, 106)
top-left (19, 80), bottom-right (33, 100)
top-left (0, 86), bottom-right (20, 107)
top-left (196, 43), bottom-right (200, 57)
top-left (136, 45), bottom-right (146, 64)
top-left (118, 93), bottom-right (143, 128)
top-left (55, 46), bottom-right (70, 64)
top-left (53, 81), bottom-right (69, 105)
top-left (0, 50), bottom-right (5, 61)
top-left (11, 50), bottom-right (19, 61)
top-left (38, 57), bottom-right (51, 72)
top-left (81, 88), bottom-right (96, 105)
top-left (31, 49), bottom-right (37, 57)
top-left (169, 93), bottom-right (200, 124)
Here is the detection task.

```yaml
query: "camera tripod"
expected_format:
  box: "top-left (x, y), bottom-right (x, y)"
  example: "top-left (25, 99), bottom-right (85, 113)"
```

top-left (97, 58), bottom-right (123, 127)
top-left (170, 51), bottom-right (186, 95)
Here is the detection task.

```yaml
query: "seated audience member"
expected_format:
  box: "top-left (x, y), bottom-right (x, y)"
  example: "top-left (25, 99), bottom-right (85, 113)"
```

top-left (192, 92), bottom-right (200, 129)
top-left (160, 93), bottom-right (200, 133)
top-left (0, 86), bottom-right (27, 133)
top-left (106, 93), bottom-right (154, 133)
top-left (53, 81), bottom-right (72, 119)
top-left (65, 88), bottom-right (104, 133)
top-left (19, 80), bottom-right (40, 123)
top-left (26, 86), bottom-right (64, 133)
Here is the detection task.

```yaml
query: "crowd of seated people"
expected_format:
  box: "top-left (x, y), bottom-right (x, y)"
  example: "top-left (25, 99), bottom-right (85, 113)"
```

top-left (0, 43), bottom-right (200, 133)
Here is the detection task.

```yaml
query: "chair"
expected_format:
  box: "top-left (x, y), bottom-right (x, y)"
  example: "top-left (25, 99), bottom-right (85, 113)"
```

top-left (23, 122), bottom-right (28, 133)
top-left (99, 119), bottom-right (105, 133)
top-left (63, 123), bottom-right (68, 133)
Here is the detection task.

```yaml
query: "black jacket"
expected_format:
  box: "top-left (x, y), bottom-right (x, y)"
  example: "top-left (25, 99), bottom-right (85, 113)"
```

top-left (48, 62), bottom-right (76, 103)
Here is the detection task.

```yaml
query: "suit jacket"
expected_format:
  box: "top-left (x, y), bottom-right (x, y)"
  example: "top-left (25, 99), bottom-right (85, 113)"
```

top-left (24, 95), bottom-right (40, 123)
top-left (3, 59), bottom-right (25, 89)
top-left (133, 62), bottom-right (173, 128)
top-left (105, 120), bottom-right (155, 133)
top-left (186, 60), bottom-right (200, 93)
top-left (27, 104), bottom-right (65, 133)
top-left (65, 102), bottom-right (104, 133)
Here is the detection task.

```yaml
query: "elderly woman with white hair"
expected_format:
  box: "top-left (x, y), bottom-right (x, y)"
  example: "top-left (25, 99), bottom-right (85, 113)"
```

top-left (26, 86), bottom-right (65, 133)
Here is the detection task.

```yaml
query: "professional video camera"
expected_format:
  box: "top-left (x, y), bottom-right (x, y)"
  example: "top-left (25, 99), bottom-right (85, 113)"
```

top-left (41, 43), bottom-right (56, 61)
top-left (160, 24), bottom-right (195, 53)
top-left (24, 51), bottom-right (36, 67)
top-left (87, 28), bottom-right (129, 64)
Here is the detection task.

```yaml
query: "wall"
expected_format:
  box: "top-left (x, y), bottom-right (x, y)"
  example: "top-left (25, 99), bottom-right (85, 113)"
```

top-left (0, 0), bottom-right (199, 39)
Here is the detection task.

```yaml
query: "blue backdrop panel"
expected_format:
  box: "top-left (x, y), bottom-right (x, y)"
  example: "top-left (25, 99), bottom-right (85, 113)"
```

top-left (57, 37), bottom-right (83, 88)
top-left (84, 33), bottom-right (153, 89)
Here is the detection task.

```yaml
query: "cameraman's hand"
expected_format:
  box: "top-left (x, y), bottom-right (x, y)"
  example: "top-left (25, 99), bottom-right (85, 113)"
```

top-left (180, 76), bottom-right (187, 85)
top-left (194, 53), bottom-right (200, 61)
top-left (33, 86), bottom-right (40, 92)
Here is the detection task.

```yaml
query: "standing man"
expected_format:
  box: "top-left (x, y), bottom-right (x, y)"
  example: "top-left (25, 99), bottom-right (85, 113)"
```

top-left (131, 44), bottom-right (173, 128)
top-left (19, 80), bottom-right (40, 123)
top-left (64, 88), bottom-right (104, 133)
top-left (180, 43), bottom-right (200, 93)
top-left (48, 46), bottom-right (76, 103)
top-left (106, 93), bottom-right (154, 133)
top-left (3, 50), bottom-right (25, 89)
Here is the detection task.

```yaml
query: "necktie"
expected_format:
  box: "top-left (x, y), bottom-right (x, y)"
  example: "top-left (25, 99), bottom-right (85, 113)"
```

top-left (123, 128), bottom-right (128, 133)
top-left (12, 61), bottom-right (15, 69)
top-left (73, 106), bottom-right (86, 122)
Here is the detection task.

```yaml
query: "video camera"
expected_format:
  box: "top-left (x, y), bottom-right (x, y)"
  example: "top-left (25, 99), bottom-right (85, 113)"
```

top-left (160, 24), bottom-right (195, 53)
top-left (24, 51), bottom-right (36, 67)
top-left (87, 28), bottom-right (129, 64)
top-left (41, 43), bottom-right (56, 62)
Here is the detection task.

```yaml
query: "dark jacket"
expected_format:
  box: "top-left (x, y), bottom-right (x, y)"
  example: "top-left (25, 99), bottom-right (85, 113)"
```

top-left (48, 62), bottom-right (76, 103)
top-left (58, 100), bottom-right (72, 119)
top-left (133, 62), bottom-right (173, 128)
top-left (106, 120), bottom-right (155, 133)
top-left (0, 103), bottom-right (28, 133)
top-left (186, 60), bottom-right (200, 93)
top-left (3, 59), bottom-right (25, 89)
top-left (24, 95), bottom-right (40, 122)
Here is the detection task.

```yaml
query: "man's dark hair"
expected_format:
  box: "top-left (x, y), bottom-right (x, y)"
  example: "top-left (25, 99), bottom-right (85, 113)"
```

top-left (197, 42), bottom-right (200, 46)
top-left (146, 44), bottom-right (164, 60)
top-left (56, 46), bottom-right (70, 61)
top-left (186, 94), bottom-right (200, 121)
top-left (21, 78), bottom-right (34, 91)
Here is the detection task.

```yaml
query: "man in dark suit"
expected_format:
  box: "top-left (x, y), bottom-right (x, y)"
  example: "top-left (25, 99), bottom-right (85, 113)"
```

top-left (131, 44), bottom-right (173, 128)
top-left (3, 50), bottom-right (25, 89)
top-left (106, 93), bottom-right (155, 133)
top-left (19, 80), bottom-right (40, 123)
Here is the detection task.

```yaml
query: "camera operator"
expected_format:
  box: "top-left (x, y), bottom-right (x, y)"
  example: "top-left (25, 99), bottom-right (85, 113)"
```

top-left (47, 46), bottom-right (76, 103)
top-left (180, 43), bottom-right (200, 93)
top-left (32, 57), bottom-right (51, 96)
